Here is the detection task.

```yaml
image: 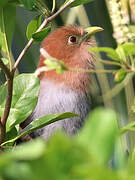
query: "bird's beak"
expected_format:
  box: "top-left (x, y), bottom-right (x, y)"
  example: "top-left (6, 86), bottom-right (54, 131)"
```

top-left (80, 26), bottom-right (103, 43)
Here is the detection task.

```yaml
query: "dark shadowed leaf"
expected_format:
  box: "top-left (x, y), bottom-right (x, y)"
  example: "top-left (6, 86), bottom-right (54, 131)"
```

top-left (0, 4), bottom-right (16, 58)
top-left (0, 0), bottom-right (8, 7)
top-left (19, 0), bottom-right (36, 10)
top-left (5, 127), bottom-right (18, 146)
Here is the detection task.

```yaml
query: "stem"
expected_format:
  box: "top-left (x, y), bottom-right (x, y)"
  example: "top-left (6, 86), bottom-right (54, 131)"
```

top-left (98, 59), bottom-right (122, 67)
top-left (69, 67), bottom-right (116, 74)
top-left (1, 75), bottom-right (14, 126)
top-left (0, 59), bottom-right (11, 79)
top-left (0, 120), bottom-right (5, 145)
top-left (0, 59), bottom-right (14, 144)
top-left (52, 0), bottom-right (56, 13)
top-left (102, 73), bottom-right (134, 101)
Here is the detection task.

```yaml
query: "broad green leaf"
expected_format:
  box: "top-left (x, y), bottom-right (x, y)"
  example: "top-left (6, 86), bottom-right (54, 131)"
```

top-left (116, 45), bottom-right (126, 62)
top-left (19, 0), bottom-right (36, 10)
top-left (89, 47), bottom-right (120, 61)
top-left (1, 112), bottom-right (78, 145)
top-left (0, 4), bottom-right (16, 64)
top-left (0, 139), bottom-right (45, 169)
top-left (114, 68), bottom-right (127, 83)
top-left (38, 133), bottom-right (91, 180)
top-left (32, 26), bottom-right (51, 42)
top-left (0, 74), bottom-right (40, 131)
top-left (27, 133), bottom-right (118, 180)
top-left (0, 84), bottom-right (7, 105)
top-left (26, 15), bottom-right (42, 40)
top-left (64, 0), bottom-right (93, 7)
top-left (77, 108), bottom-right (118, 164)
top-left (121, 43), bottom-right (135, 56)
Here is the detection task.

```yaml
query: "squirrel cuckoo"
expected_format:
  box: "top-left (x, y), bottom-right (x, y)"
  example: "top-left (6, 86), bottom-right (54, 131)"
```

top-left (21, 25), bottom-right (103, 140)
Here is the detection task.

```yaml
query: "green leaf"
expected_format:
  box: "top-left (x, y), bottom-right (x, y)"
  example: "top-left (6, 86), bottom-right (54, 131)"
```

top-left (0, 0), bottom-right (8, 7)
top-left (8, 0), bottom-right (22, 6)
top-left (32, 26), bottom-right (51, 42)
top-left (26, 15), bottom-right (42, 40)
top-left (44, 58), bottom-right (68, 74)
top-left (0, 84), bottom-right (7, 105)
top-left (0, 58), bottom-right (9, 72)
top-left (121, 43), bottom-right (135, 56)
top-left (0, 4), bottom-right (16, 63)
top-left (1, 112), bottom-right (78, 145)
top-left (116, 45), bottom-right (126, 61)
top-left (0, 139), bottom-right (45, 169)
top-left (114, 68), bottom-right (127, 83)
top-left (64, 0), bottom-right (93, 7)
top-left (77, 108), bottom-right (118, 164)
top-left (1, 57), bottom-right (9, 65)
top-left (5, 127), bottom-right (18, 146)
top-left (89, 47), bottom-right (120, 61)
top-left (19, 0), bottom-right (36, 10)
top-left (0, 74), bottom-right (40, 131)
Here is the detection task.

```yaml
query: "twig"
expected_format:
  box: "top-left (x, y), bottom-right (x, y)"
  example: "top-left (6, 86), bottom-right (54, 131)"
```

top-left (13, 0), bottom-right (75, 72)
top-left (69, 67), bottom-right (116, 74)
top-left (52, 0), bottom-right (56, 13)
top-left (0, 59), bottom-right (11, 79)
top-left (98, 59), bottom-right (122, 67)
top-left (101, 73), bottom-right (134, 101)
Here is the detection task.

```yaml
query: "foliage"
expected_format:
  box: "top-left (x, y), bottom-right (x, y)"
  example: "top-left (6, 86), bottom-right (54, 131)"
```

top-left (0, 108), bottom-right (129, 180)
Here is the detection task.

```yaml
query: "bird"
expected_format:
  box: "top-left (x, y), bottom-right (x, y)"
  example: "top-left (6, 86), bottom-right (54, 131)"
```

top-left (21, 25), bottom-right (103, 140)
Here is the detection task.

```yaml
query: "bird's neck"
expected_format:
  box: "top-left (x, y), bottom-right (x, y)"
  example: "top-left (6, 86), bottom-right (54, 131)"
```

top-left (38, 70), bottom-right (91, 93)
top-left (38, 54), bottom-right (93, 93)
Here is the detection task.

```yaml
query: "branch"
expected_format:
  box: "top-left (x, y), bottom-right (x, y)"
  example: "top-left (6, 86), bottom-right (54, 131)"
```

top-left (69, 68), bottom-right (116, 74)
top-left (0, 59), bottom-right (14, 144)
top-left (0, 59), bottom-right (11, 79)
top-left (13, 0), bottom-right (75, 72)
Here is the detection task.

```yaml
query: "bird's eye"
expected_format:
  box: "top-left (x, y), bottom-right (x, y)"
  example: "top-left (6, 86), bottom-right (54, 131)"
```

top-left (68, 36), bottom-right (77, 44)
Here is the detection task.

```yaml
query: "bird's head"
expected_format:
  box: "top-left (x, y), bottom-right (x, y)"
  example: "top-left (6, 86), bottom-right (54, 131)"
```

top-left (37, 25), bottom-right (103, 91)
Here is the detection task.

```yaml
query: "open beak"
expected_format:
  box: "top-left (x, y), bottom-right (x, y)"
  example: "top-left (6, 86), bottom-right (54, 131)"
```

top-left (80, 26), bottom-right (103, 43)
